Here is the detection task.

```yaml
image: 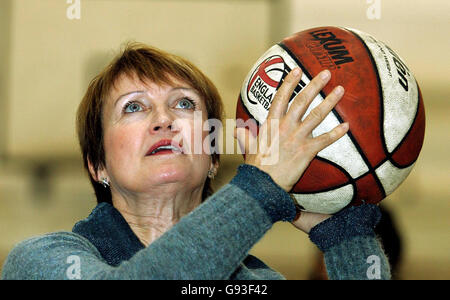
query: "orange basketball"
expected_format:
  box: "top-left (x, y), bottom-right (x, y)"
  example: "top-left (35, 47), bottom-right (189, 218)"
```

top-left (236, 26), bottom-right (426, 214)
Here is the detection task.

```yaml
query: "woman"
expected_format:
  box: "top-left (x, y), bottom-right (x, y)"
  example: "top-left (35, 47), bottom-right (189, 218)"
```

top-left (1, 43), bottom-right (390, 280)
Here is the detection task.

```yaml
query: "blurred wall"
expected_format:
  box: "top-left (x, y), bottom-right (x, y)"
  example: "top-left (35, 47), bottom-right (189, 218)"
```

top-left (0, 0), bottom-right (12, 157)
top-left (6, 0), bottom-right (271, 159)
top-left (0, 0), bottom-right (449, 279)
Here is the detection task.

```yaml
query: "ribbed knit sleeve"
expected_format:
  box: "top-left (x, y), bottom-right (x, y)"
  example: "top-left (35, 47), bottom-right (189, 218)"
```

top-left (309, 204), bottom-right (391, 280)
top-left (230, 164), bottom-right (297, 223)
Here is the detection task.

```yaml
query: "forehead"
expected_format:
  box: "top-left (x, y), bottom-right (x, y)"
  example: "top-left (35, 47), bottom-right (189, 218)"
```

top-left (108, 72), bottom-right (194, 100)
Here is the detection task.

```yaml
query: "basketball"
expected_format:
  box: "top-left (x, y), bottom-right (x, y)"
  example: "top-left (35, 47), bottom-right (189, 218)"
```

top-left (236, 26), bottom-right (426, 214)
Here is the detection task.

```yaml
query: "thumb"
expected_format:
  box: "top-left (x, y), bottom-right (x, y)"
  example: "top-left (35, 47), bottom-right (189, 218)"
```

top-left (291, 211), bottom-right (331, 234)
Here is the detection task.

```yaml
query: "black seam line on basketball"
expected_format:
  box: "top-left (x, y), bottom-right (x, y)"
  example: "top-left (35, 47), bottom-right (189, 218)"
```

top-left (270, 68), bottom-right (286, 73)
top-left (294, 156), bottom-right (356, 194)
top-left (238, 95), bottom-right (261, 127)
top-left (369, 156), bottom-right (416, 175)
top-left (279, 40), bottom-right (386, 199)
top-left (294, 182), bottom-right (355, 195)
top-left (388, 156), bottom-right (416, 169)
top-left (355, 162), bottom-right (395, 181)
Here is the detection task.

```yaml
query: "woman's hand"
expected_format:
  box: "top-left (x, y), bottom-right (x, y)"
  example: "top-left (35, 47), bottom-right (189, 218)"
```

top-left (235, 68), bottom-right (348, 192)
top-left (291, 210), bottom-right (331, 234)
top-left (234, 68), bottom-right (348, 233)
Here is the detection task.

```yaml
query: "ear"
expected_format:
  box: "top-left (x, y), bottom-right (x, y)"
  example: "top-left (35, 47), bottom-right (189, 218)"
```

top-left (87, 156), bottom-right (107, 182)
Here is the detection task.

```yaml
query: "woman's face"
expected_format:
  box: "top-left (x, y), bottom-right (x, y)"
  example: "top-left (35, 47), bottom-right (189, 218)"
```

top-left (98, 73), bottom-right (213, 199)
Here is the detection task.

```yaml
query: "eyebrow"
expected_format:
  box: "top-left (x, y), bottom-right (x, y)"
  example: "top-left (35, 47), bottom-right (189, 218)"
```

top-left (114, 90), bottom-right (146, 106)
top-left (113, 87), bottom-right (199, 107)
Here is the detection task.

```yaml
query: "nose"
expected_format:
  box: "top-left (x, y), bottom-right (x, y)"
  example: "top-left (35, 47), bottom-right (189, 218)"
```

top-left (149, 107), bottom-right (175, 134)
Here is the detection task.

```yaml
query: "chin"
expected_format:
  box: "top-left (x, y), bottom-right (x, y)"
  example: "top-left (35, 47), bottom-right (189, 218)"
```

top-left (149, 164), bottom-right (189, 184)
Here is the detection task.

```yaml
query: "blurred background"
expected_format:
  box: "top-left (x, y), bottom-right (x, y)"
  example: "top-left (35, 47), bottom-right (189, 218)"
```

top-left (0, 0), bottom-right (448, 279)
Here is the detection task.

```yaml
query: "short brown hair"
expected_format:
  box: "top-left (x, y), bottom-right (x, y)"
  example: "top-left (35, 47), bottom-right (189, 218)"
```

top-left (76, 42), bottom-right (224, 204)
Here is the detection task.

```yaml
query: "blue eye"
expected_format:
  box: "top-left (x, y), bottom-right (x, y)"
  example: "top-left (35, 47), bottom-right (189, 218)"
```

top-left (176, 98), bottom-right (196, 110)
top-left (124, 102), bottom-right (143, 113)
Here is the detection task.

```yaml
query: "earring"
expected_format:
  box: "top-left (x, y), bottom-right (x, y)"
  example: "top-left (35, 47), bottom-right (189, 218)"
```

top-left (100, 177), bottom-right (110, 188)
top-left (207, 170), bottom-right (215, 180)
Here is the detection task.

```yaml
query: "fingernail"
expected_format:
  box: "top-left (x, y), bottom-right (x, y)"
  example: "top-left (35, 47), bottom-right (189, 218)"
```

top-left (335, 85), bottom-right (344, 95)
top-left (321, 70), bottom-right (330, 80)
top-left (293, 68), bottom-right (301, 77)
top-left (342, 122), bottom-right (349, 130)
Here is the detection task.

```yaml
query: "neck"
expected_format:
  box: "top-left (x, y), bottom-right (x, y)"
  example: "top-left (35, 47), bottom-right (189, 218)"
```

top-left (111, 184), bottom-right (203, 247)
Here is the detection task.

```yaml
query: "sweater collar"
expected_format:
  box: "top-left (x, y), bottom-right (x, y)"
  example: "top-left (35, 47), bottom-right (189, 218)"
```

top-left (72, 202), bottom-right (145, 266)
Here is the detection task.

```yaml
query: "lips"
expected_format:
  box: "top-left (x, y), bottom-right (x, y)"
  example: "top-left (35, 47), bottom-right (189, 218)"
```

top-left (146, 139), bottom-right (183, 156)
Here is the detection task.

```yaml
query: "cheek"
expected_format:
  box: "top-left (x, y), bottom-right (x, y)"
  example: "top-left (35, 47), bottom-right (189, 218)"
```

top-left (103, 125), bottom-right (142, 164)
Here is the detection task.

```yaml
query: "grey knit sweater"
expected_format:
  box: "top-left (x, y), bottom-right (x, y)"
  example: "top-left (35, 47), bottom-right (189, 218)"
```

top-left (1, 164), bottom-right (390, 280)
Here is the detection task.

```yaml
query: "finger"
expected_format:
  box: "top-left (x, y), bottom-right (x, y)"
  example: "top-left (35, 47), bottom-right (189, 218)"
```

top-left (298, 85), bottom-right (345, 135)
top-left (286, 69), bottom-right (331, 123)
top-left (267, 68), bottom-right (302, 120)
top-left (307, 122), bottom-right (349, 155)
